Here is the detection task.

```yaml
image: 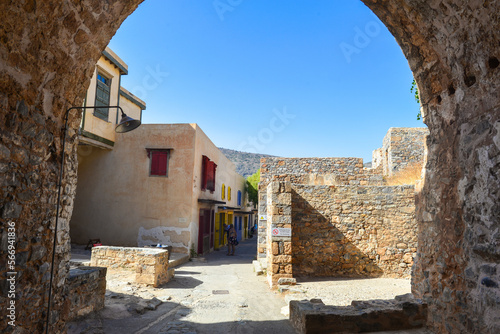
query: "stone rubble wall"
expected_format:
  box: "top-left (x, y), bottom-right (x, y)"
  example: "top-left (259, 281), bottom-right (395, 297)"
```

top-left (258, 158), bottom-right (384, 259)
top-left (291, 184), bottom-right (416, 278)
top-left (265, 181), bottom-right (416, 285)
top-left (66, 266), bottom-right (106, 321)
top-left (266, 181), bottom-right (293, 286)
top-left (91, 246), bottom-right (171, 287)
top-left (375, 127), bottom-right (429, 176)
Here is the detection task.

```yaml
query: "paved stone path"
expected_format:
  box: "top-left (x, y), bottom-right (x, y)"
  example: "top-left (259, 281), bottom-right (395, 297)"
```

top-left (68, 238), bottom-right (431, 334)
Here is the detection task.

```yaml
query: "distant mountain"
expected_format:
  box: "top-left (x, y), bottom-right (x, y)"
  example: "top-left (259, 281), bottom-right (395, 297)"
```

top-left (218, 148), bottom-right (277, 178)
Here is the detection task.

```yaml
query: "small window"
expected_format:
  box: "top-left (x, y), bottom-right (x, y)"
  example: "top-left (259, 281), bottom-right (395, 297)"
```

top-left (228, 187), bottom-right (232, 201)
top-left (147, 149), bottom-right (169, 177)
top-left (221, 184), bottom-right (225, 200)
top-left (201, 155), bottom-right (217, 192)
top-left (95, 72), bottom-right (111, 121)
top-left (237, 190), bottom-right (242, 206)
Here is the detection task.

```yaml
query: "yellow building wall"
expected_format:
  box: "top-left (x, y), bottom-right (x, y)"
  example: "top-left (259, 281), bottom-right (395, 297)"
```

top-left (81, 48), bottom-right (132, 143)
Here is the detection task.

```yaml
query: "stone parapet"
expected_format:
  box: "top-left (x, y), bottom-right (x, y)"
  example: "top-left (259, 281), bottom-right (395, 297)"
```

top-left (66, 266), bottom-right (107, 321)
top-left (91, 246), bottom-right (171, 287)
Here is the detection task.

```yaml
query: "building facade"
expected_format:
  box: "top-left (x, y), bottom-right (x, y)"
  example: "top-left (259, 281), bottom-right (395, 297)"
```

top-left (71, 123), bottom-right (251, 254)
top-left (79, 47), bottom-right (144, 149)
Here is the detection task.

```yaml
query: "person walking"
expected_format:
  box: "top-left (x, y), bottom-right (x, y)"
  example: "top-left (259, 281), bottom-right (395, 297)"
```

top-left (227, 224), bottom-right (238, 256)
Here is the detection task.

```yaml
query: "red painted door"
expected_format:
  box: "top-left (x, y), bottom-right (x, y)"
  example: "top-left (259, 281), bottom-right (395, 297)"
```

top-left (198, 209), bottom-right (211, 254)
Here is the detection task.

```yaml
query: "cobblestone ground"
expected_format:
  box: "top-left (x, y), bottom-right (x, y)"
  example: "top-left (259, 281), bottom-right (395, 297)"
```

top-left (67, 238), bottom-right (420, 334)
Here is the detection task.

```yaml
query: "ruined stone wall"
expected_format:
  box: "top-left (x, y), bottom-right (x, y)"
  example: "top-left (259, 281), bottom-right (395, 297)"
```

top-left (291, 184), bottom-right (417, 278)
top-left (377, 128), bottom-right (429, 176)
top-left (258, 158), bottom-right (383, 259)
top-left (67, 266), bottom-right (106, 321)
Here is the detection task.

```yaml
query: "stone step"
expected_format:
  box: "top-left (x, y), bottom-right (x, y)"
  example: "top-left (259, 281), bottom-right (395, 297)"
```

top-left (290, 294), bottom-right (427, 334)
top-left (168, 252), bottom-right (190, 268)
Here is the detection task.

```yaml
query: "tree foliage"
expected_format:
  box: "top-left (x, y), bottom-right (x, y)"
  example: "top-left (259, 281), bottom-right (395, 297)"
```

top-left (246, 169), bottom-right (260, 205)
top-left (411, 79), bottom-right (422, 120)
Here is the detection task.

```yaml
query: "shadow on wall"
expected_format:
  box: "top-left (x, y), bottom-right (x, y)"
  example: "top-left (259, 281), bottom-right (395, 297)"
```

top-left (291, 189), bottom-right (383, 278)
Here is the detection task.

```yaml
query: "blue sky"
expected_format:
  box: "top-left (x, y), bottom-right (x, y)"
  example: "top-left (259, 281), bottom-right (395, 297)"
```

top-left (108, 0), bottom-right (424, 162)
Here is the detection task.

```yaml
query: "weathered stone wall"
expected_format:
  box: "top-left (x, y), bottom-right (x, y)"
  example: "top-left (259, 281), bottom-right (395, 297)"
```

top-left (0, 1), bottom-right (499, 333)
top-left (91, 246), bottom-right (171, 287)
top-left (266, 181), bottom-right (293, 286)
top-left (291, 184), bottom-right (416, 278)
top-left (258, 158), bottom-right (383, 259)
top-left (0, 2), bottom-right (143, 332)
top-left (375, 128), bottom-right (429, 176)
top-left (66, 266), bottom-right (106, 321)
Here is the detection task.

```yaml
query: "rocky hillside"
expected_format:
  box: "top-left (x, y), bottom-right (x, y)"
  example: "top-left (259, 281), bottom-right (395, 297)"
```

top-left (218, 148), bottom-right (277, 178)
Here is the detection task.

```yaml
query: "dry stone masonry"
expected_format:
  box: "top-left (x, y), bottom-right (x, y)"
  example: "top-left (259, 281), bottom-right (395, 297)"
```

top-left (91, 246), bottom-right (173, 287)
top-left (259, 128), bottom-right (425, 283)
top-left (0, 1), bottom-right (498, 333)
top-left (66, 266), bottom-right (106, 321)
top-left (372, 128), bottom-right (429, 176)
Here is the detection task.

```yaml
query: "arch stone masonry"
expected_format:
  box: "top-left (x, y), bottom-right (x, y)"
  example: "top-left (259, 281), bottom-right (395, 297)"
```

top-left (0, 1), bottom-right (498, 333)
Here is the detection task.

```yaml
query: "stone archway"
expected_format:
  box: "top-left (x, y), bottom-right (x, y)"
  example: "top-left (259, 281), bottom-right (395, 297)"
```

top-left (0, 1), bottom-right (498, 333)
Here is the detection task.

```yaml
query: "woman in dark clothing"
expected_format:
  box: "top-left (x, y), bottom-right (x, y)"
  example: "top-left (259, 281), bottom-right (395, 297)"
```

top-left (227, 224), bottom-right (237, 256)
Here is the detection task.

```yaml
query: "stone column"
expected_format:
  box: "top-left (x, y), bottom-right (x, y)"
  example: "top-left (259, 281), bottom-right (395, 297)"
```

top-left (266, 181), bottom-right (293, 287)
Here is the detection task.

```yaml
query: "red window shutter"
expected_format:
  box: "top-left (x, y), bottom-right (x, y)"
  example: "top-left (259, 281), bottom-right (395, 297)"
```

top-left (151, 151), bottom-right (168, 176)
top-left (158, 152), bottom-right (168, 176)
top-left (201, 155), bottom-right (208, 190)
top-left (151, 152), bottom-right (160, 175)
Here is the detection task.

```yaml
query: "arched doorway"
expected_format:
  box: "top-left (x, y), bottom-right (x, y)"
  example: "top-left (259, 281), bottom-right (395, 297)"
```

top-left (0, 1), bottom-right (498, 333)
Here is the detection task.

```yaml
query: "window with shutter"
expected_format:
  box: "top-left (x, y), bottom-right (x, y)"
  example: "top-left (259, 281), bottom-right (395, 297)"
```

top-left (221, 184), bottom-right (225, 200)
top-left (95, 72), bottom-right (111, 121)
top-left (201, 155), bottom-right (209, 190)
top-left (201, 156), bottom-right (217, 192)
top-left (148, 150), bottom-right (169, 177)
top-left (228, 187), bottom-right (231, 201)
top-left (237, 190), bottom-right (242, 206)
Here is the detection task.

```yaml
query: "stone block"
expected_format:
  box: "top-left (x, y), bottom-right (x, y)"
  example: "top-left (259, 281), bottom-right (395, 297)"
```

top-left (277, 277), bottom-right (296, 285)
top-left (272, 242), bottom-right (279, 255)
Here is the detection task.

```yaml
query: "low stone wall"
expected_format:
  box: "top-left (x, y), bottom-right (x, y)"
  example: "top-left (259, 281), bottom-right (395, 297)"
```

top-left (265, 181), bottom-right (417, 285)
top-left (91, 246), bottom-right (171, 287)
top-left (290, 294), bottom-right (427, 334)
top-left (66, 266), bottom-right (107, 321)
